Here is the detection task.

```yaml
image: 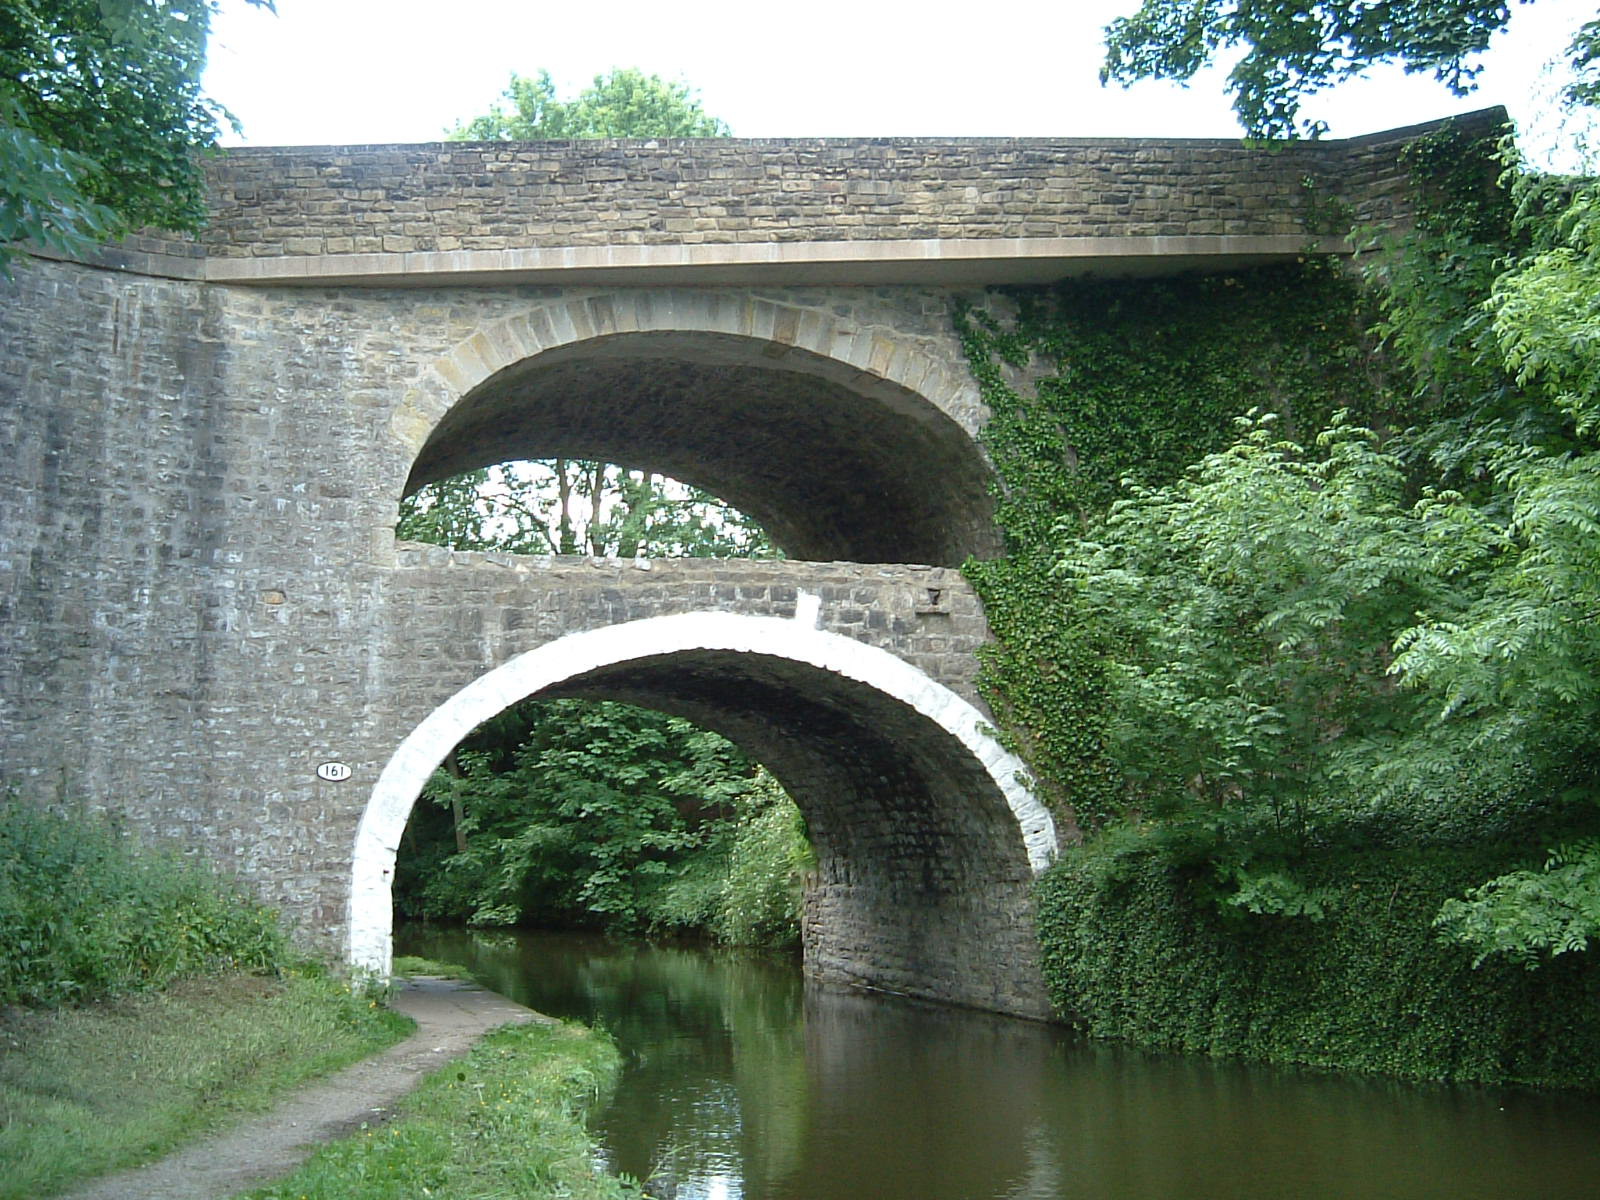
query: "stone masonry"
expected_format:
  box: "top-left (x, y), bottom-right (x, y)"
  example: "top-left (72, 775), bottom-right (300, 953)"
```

top-left (106, 115), bottom-right (1499, 266)
top-left (0, 115), bottom-right (1482, 1018)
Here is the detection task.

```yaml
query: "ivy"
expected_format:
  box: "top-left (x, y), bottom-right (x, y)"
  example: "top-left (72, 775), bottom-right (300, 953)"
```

top-left (957, 260), bottom-right (1392, 833)
top-left (1037, 822), bottom-right (1600, 1088)
top-left (957, 116), bottom-right (1600, 1087)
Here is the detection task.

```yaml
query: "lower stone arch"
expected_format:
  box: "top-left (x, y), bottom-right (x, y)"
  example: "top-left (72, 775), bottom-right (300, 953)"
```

top-left (349, 610), bottom-right (1057, 1016)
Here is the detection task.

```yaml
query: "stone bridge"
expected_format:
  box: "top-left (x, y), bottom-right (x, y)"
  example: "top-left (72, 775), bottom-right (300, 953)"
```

top-left (0, 113), bottom-right (1484, 1017)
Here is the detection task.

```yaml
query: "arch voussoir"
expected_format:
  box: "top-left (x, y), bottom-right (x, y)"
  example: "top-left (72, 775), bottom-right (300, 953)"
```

top-left (428, 291), bottom-right (969, 429)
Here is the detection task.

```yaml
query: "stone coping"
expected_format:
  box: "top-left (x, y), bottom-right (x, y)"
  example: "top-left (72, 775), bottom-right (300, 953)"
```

top-left (31, 232), bottom-right (1346, 287)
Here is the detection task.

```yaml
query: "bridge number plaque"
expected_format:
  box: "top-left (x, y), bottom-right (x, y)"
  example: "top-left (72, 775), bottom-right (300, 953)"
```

top-left (316, 761), bottom-right (353, 783)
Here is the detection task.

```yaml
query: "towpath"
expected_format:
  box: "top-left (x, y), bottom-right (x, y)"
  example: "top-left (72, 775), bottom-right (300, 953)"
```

top-left (63, 976), bottom-right (538, 1200)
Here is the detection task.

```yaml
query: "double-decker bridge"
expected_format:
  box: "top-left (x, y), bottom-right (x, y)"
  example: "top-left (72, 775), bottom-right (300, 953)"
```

top-left (0, 113), bottom-right (1480, 1016)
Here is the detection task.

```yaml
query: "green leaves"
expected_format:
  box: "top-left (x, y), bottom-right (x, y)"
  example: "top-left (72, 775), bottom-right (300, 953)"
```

top-left (958, 262), bottom-right (1393, 836)
top-left (448, 67), bottom-right (731, 141)
top-left (1435, 838), bottom-right (1600, 967)
top-left (1491, 184), bottom-right (1600, 433)
top-left (0, 0), bottom-right (275, 269)
top-left (1021, 0), bottom-right (1600, 1068)
top-left (963, 116), bottom-right (1600, 967)
top-left (1102, 0), bottom-right (1531, 139)
top-left (393, 701), bottom-right (807, 946)
top-left (1036, 829), bottom-right (1600, 1087)
top-left (1057, 412), bottom-right (1459, 821)
top-left (397, 460), bottom-right (777, 560)
top-left (0, 793), bottom-right (288, 1006)
top-left (0, 94), bottom-right (117, 269)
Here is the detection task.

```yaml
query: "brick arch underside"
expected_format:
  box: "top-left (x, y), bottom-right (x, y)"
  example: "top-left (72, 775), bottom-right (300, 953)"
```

top-left (352, 614), bottom-right (1055, 1017)
top-left (405, 330), bottom-right (1001, 567)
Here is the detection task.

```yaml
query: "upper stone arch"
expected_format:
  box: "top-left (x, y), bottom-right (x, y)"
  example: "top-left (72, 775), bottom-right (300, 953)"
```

top-left (392, 290), bottom-right (1002, 565)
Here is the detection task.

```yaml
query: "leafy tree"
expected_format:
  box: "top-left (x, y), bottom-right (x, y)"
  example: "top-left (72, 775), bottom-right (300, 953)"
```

top-left (1052, 143), bottom-right (1593, 905)
top-left (1058, 414), bottom-right (1451, 825)
top-left (398, 460), bottom-right (778, 559)
top-left (1075, 0), bottom-right (1600, 968)
top-left (1394, 176), bottom-right (1600, 962)
top-left (1100, 0), bottom-right (1587, 138)
top-left (0, 0), bottom-right (271, 269)
top-left (448, 67), bottom-right (730, 141)
top-left (1033, 144), bottom-right (1600, 955)
top-left (394, 700), bottom-right (807, 945)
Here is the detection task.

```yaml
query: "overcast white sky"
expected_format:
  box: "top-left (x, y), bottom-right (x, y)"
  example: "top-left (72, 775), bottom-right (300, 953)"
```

top-left (203, 0), bottom-right (1592, 162)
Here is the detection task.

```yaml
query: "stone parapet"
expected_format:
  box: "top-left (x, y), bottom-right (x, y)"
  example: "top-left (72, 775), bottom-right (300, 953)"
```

top-left (102, 110), bottom-right (1497, 273)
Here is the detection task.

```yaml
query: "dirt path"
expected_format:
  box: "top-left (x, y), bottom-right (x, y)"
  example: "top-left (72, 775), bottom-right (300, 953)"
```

top-left (63, 976), bottom-right (541, 1200)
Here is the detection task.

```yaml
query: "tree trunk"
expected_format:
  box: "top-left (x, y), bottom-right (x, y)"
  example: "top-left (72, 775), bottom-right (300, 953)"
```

top-left (444, 749), bottom-right (468, 853)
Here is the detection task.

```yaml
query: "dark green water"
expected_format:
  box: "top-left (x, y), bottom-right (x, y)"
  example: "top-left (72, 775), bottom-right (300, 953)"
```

top-left (398, 926), bottom-right (1600, 1199)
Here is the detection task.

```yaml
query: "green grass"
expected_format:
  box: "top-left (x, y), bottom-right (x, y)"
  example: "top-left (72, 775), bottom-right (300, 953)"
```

top-left (392, 954), bottom-right (476, 982)
top-left (239, 1018), bottom-right (641, 1199)
top-left (0, 969), bottom-right (412, 1199)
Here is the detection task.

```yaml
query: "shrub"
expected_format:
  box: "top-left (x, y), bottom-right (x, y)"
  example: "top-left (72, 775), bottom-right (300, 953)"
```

top-left (0, 793), bottom-right (288, 1006)
top-left (1036, 820), bottom-right (1600, 1088)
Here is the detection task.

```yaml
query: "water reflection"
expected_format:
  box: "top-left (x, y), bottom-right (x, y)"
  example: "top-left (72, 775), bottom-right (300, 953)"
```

top-left (398, 926), bottom-right (1600, 1200)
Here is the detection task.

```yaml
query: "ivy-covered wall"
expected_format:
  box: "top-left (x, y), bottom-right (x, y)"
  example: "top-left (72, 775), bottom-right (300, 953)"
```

top-left (956, 261), bottom-right (1391, 831)
top-left (1037, 817), bottom-right (1600, 1088)
top-left (957, 119), bottom-right (1600, 1087)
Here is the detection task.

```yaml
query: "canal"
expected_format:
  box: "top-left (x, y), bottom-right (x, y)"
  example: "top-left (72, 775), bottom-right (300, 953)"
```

top-left (398, 926), bottom-right (1600, 1199)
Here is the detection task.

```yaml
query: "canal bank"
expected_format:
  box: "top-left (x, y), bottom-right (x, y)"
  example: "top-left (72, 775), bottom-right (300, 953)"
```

top-left (61, 977), bottom-right (547, 1200)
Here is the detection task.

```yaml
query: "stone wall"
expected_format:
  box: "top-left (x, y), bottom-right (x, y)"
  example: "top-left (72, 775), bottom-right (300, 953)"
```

top-left (102, 110), bottom-right (1506, 266)
top-left (385, 547), bottom-right (989, 701)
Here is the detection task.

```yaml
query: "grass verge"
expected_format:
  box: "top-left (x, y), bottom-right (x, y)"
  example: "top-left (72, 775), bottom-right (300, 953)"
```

top-left (392, 954), bottom-right (476, 982)
top-left (239, 1018), bottom-right (641, 1199)
top-left (0, 969), bottom-right (412, 1200)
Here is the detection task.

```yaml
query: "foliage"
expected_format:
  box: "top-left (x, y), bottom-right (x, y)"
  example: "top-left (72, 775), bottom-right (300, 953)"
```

top-left (0, 969), bottom-right (409, 1199)
top-left (1378, 176), bottom-right (1600, 959)
top-left (241, 1018), bottom-right (638, 1200)
top-left (394, 701), bottom-right (808, 947)
top-left (0, 0), bottom-right (271, 271)
top-left (960, 553), bottom-right (1118, 829)
top-left (1056, 413), bottom-right (1456, 830)
top-left (1361, 120), bottom-right (1517, 471)
top-left (0, 92), bottom-right (116, 263)
top-left (1035, 822), bottom-right (1600, 1089)
top-left (0, 792), bottom-right (288, 1007)
top-left (449, 66), bottom-right (729, 141)
top-left (1101, 0), bottom-right (1542, 138)
top-left (1569, 16), bottom-right (1600, 109)
top-left (1435, 839), bottom-right (1600, 966)
top-left (956, 262), bottom-right (1392, 832)
top-left (709, 770), bottom-right (813, 948)
top-left (1492, 181), bottom-right (1600, 431)
top-left (953, 83), bottom-right (1600, 1079)
top-left (1081, 20), bottom-right (1600, 972)
top-left (963, 95), bottom-right (1600, 944)
top-left (398, 460), bottom-right (778, 559)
